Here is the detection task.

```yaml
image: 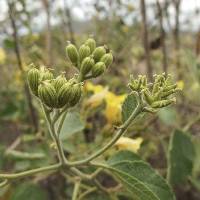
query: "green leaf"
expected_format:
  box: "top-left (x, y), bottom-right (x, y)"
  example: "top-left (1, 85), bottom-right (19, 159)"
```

top-left (59, 111), bottom-right (85, 140)
top-left (105, 150), bottom-right (175, 200)
top-left (158, 107), bottom-right (177, 126)
top-left (10, 183), bottom-right (47, 200)
top-left (192, 137), bottom-right (200, 177)
top-left (107, 150), bottom-right (141, 165)
top-left (167, 129), bottom-right (195, 186)
top-left (121, 93), bottom-right (137, 122)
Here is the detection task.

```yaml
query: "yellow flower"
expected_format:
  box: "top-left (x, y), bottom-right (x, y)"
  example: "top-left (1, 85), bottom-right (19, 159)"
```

top-left (85, 82), bottom-right (104, 93)
top-left (177, 80), bottom-right (184, 90)
top-left (115, 137), bottom-right (143, 153)
top-left (86, 88), bottom-right (108, 108)
top-left (85, 82), bottom-right (126, 124)
top-left (104, 92), bottom-right (126, 124)
top-left (0, 48), bottom-right (6, 64)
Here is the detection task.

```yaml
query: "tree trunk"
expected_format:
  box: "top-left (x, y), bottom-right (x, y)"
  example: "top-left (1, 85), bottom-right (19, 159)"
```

top-left (156, 0), bottom-right (168, 74)
top-left (42, 0), bottom-right (53, 66)
top-left (63, 0), bottom-right (75, 44)
top-left (8, 1), bottom-right (38, 132)
top-left (140, 0), bottom-right (153, 81)
top-left (173, 0), bottom-right (182, 79)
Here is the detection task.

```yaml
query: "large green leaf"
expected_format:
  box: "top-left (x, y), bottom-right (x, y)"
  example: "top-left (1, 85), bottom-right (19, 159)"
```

top-left (158, 107), bottom-right (177, 126)
top-left (59, 111), bottom-right (85, 140)
top-left (105, 150), bottom-right (175, 200)
top-left (192, 138), bottom-right (200, 177)
top-left (10, 183), bottom-right (47, 200)
top-left (121, 93), bottom-right (137, 122)
top-left (167, 129), bottom-right (195, 186)
top-left (107, 150), bottom-right (141, 165)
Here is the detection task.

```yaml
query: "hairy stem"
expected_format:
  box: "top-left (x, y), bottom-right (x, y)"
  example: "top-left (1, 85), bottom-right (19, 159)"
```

top-left (0, 163), bottom-right (61, 180)
top-left (57, 110), bottom-right (68, 135)
top-left (0, 180), bottom-right (8, 188)
top-left (72, 179), bottom-right (81, 200)
top-left (42, 105), bottom-right (66, 164)
top-left (78, 187), bottom-right (97, 200)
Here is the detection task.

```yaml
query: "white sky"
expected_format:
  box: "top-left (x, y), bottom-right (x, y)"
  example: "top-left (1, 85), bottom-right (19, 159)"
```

top-left (0, 0), bottom-right (200, 30)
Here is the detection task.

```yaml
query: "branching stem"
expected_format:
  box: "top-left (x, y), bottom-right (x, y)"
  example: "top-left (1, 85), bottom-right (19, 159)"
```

top-left (72, 179), bottom-right (81, 200)
top-left (66, 102), bottom-right (143, 166)
top-left (0, 163), bottom-right (61, 180)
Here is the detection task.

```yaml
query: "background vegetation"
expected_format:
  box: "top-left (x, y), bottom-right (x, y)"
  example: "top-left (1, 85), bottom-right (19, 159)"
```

top-left (0, 0), bottom-right (200, 199)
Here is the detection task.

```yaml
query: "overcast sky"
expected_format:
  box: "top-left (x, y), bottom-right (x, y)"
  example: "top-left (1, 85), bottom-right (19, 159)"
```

top-left (0, 0), bottom-right (200, 30)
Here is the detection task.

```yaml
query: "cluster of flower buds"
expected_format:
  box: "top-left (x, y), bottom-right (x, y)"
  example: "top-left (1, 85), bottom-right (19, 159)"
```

top-left (128, 73), bottom-right (180, 110)
top-left (66, 38), bottom-right (113, 79)
top-left (27, 64), bottom-right (82, 109)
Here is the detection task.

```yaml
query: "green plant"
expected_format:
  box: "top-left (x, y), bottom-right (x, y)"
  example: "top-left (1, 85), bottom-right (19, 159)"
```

top-left (0, 38), bottom-right (179, 199)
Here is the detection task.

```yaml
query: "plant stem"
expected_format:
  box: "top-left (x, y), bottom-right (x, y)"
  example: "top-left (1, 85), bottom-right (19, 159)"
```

top-left (183, 113), bottom-right (200, 132)
top-left (42, 105), bottom-right (66, 164)
top-left (0, 180), bottom-right (8, 188)
top-left (52, 105), bottom-right (68, 124)
top-left (57, 110), bottom-right (68, 135)
top-left (66, 103), bottom-right (143, 166)
top-left (78, 187), bottom-right (97, 200)
top-left (72, 179), bottom-right (81, 200)
top-left (0, 163), bottom-right (61, 180)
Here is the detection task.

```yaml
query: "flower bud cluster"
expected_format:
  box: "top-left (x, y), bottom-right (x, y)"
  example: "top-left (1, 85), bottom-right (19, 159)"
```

top-left (66, 38), bottom-right (113, 79)
top-left (27, 64), bottom-right (82, 108)
top-left (128, 73), bottom-right (180, 110)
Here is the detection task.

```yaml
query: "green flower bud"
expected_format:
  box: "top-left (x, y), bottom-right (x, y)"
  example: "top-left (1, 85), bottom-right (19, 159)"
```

top-left (66, 44), bottom-right (79, 65)
top-left (41, 71), bottom-right (54, 81)
top-left (163, 84), bottom-right (177, 92)
top-left (137, 75), bottom-right (143, 90)
top-left (165, 74), bottom-right (173, 85)
top-left (152, 83), bottom-right (160, 95)
top-left (142, 89), bottom-right (153, 105)
top-left (69, 84), bottom-right (82, 106)
top-left (79, 44), bottom-right (91, 62)
top-left (85, 38), bottom-right (96, 52)
top-left (100, 52), bottom-right (113, 68)
top-left (151, 98), bottom-right (176, 108)
top-left (57, 82), bottom-right (73, 108)
top-left (143, 107), bottom-right (157, 113)
top-left (141, 75), bottom-right (147, 87)
top-left (38, 81), bottom-right (57, 108)
top-left (27, 67), bottom-right (40, 96)
top-left (153, 74), bottom-right (163, 87)
top-left (40, 67), bottom-right (54, 81)
top-left (93, 46), bottom-right (106, 62)
top-left (153, 89), bottom-right (164, 101)
top-left (53, 75), bottom-right (67, 92)
top-left (92, 62), bottom-right (106, 77)
top-left (80, 57), bottom-right (95, 76)
top-left (160, 89), bottom-right (176, 99)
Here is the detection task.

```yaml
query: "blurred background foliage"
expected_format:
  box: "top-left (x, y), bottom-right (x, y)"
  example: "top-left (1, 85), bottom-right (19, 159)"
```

top-left (0, 0), bottom-right (200, 199)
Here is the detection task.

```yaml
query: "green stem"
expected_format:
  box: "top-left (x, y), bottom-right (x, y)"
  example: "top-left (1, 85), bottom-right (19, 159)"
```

top-left (183, 113), bottom-right (200, 132)
top-left (72, 179), bottom-right (81, 200)
top-left (57, 110), bottom-right (68, 136)
top-left (70, 167), bottom-right (91, 180)
top-left (0, 163), bottom-right (61, 180)
top-left (0, 180), bottom-right (8, 188)
top-left (78, 187), bottom-right (97, 200)
top-left (66, 103), bottom-right (143, 166)
top-left (42, 104), bottom-right (66, 165)
top-left (52, 105), bottom-right (68, 124)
